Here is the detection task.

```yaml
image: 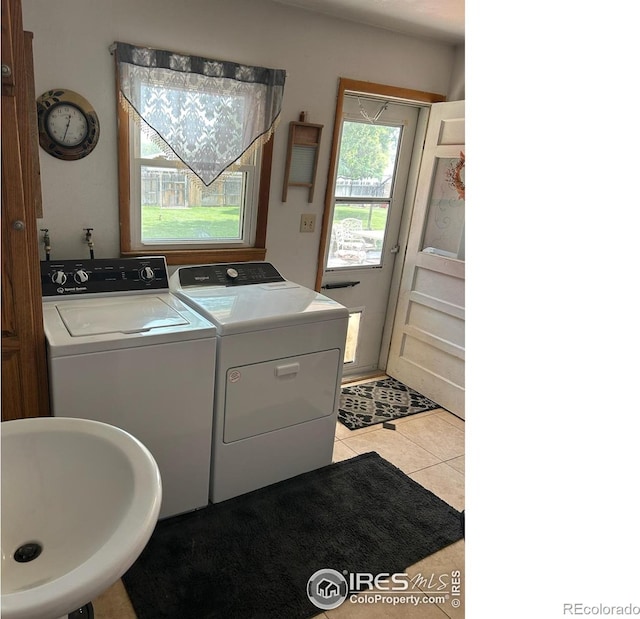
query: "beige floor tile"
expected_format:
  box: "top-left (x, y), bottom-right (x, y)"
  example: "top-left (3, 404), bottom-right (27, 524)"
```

top-left (406, 539), bottom-right (465, 581)
top-left (396, 415), bottom-right (464, 461)
top-left (334, 420), bottom-right (381, 440)
top-left (446, 455), bottom-right (465, 475)
top-left (341, 428), bottom-right (441, 474)
top-left (406, 540), bottom-right (465, 619)
top-left (332, 440), bottom-right (359, 462)
top-left (92, 579), bottom-right (136, 619)
top-left (409, 462), bottom-right (464, 511)
top-left (433, 410), bottom-right (465, 430)
top-left (437, 595), bottom-right (464, 619)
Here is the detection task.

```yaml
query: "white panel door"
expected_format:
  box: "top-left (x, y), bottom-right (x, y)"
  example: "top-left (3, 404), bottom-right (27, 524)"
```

top-left (386, 101), bottom-right (465, 418)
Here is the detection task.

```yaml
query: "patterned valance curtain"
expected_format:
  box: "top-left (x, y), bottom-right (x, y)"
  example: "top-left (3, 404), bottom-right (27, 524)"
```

top-left (113, 42), bottom-right (286, 186)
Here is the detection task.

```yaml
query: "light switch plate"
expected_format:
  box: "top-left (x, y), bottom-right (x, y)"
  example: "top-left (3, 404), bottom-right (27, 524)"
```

top-left (300, 213), bottom-right (316, 233)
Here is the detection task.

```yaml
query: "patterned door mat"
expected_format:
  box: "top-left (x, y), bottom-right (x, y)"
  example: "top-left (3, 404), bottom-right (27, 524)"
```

top-left (338, 376), bottom-right (441, 430)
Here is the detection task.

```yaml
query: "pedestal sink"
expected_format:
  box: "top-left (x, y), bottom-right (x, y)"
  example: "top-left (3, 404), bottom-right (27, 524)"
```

top-left (1, 417), bottom-right (162, 619)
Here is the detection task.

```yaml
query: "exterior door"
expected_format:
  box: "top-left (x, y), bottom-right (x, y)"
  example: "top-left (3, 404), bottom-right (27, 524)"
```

top-left (386, 101), bottom-right (465, 418)
top-left (319, 95), bottom-right (420, 376)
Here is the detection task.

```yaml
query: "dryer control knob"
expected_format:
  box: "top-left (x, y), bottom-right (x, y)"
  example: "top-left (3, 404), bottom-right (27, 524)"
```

top-left (74, 269), bottom-right (89, 284)
top-left (226, 268), bottom-right (239, 280)
top-left (51, 270), bottom-right (67, 285)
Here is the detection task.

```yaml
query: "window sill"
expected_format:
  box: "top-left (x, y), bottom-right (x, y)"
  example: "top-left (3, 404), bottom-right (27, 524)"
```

top-left (121, 247), bottom-right (267, 265)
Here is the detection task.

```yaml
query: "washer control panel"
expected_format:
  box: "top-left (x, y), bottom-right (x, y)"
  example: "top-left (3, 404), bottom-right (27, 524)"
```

top-left (41, 257), bottom-right (169, 296)
top-left (176, 262), bottom-right (285, 287)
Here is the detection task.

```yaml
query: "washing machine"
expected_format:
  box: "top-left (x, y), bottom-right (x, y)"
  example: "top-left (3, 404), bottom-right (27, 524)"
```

top-left (41, 256), bottom-right (216, 519)
top-left (169, 262), bottom-right (349, 503)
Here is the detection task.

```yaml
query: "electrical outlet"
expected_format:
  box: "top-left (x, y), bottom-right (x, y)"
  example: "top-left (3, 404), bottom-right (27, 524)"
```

top-left (300, 213), bottom-right (316, 233)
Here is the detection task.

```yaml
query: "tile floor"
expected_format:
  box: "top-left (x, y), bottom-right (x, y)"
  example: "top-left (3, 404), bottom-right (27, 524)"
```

top-left (93, 378), bottom-right (465, 619)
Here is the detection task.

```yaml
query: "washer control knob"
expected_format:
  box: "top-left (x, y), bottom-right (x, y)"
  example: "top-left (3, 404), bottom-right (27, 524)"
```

top-left (51, 270), bottom-right (67, 285)
top-left (226, 267), bottom-right (239, 280)
top-left (74, 269), bottom-right (89, 284)
top-left (140, 266), bottom-right (155, 281)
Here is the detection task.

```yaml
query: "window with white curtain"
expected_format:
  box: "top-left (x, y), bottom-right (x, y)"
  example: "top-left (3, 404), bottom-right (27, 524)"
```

top-left (113, 42), bottom-right (285, 263)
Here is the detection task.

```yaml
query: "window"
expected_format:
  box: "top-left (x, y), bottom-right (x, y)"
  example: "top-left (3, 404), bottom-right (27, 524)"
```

top-left (131, 122), bottom-right (258, 246)
top-left (114, 42), bottom-right (284, 265)
top-left (326, 119), bottom-right (402, 269)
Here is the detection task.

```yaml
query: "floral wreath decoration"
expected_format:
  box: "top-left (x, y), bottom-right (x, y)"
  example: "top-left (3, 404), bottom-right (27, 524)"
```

top-left (445, 151), bottom-right (465, 201)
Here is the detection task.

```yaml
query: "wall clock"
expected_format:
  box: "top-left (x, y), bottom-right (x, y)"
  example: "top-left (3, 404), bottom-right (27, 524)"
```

top-left (36, 89), bottom-right (100, 160)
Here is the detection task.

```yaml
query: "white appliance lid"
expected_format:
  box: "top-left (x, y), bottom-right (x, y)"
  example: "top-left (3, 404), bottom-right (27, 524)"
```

top-left (174, 282), bottom-right (348, 335)
top-left (58, 296), bottom-right (189, 336)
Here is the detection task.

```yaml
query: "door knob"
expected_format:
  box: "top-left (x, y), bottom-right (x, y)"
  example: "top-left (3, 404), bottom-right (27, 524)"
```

top-left (12, 220), bottom-right (25, 231)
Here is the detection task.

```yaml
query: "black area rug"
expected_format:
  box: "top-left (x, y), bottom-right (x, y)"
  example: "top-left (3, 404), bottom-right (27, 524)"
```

top-left (338, 376), bottom-right (441, 430)
top-left (122, 452), bottom-right (463, 619)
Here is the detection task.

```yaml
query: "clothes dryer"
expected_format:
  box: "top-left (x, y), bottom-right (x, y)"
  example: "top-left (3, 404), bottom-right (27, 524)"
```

top-left (169, 262), bottom-right (348, 503)
top-left (42, 257), bottom-right (216, 519)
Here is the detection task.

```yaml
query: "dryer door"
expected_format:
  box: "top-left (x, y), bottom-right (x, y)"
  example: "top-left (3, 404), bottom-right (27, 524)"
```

top-left (223, 349), bottom-right (341, 442)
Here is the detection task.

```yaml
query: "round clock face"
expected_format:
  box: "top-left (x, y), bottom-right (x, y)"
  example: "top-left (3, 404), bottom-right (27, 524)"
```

top-left (45, 102), bottom-right (89, 147)
top-left (37, 89), bottom-right (100, 160)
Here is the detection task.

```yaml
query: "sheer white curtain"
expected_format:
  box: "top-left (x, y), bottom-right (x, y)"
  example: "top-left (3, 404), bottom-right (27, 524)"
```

top-left (114, 42), bottom-right (285, 186)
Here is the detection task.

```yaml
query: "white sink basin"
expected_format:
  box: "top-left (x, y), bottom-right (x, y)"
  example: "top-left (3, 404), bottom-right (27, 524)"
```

top-left (1, 417), bottom-right (162, 619)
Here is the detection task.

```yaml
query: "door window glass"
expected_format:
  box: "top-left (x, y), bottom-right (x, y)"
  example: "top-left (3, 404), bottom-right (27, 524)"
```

top-left (422, 154), bottom-right (465, 260)
top-left (327, 120), bottom-right (401, 269)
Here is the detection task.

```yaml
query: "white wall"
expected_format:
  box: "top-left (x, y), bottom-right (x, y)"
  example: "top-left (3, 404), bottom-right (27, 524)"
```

top-left (23, 0), bottom-right (459, 288)
top-left (449, 45), bottom-right (465, 101)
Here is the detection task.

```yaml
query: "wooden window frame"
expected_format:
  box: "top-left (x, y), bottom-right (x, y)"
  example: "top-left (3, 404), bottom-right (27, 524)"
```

top-left (116, 97), bottom-right (272, 266)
